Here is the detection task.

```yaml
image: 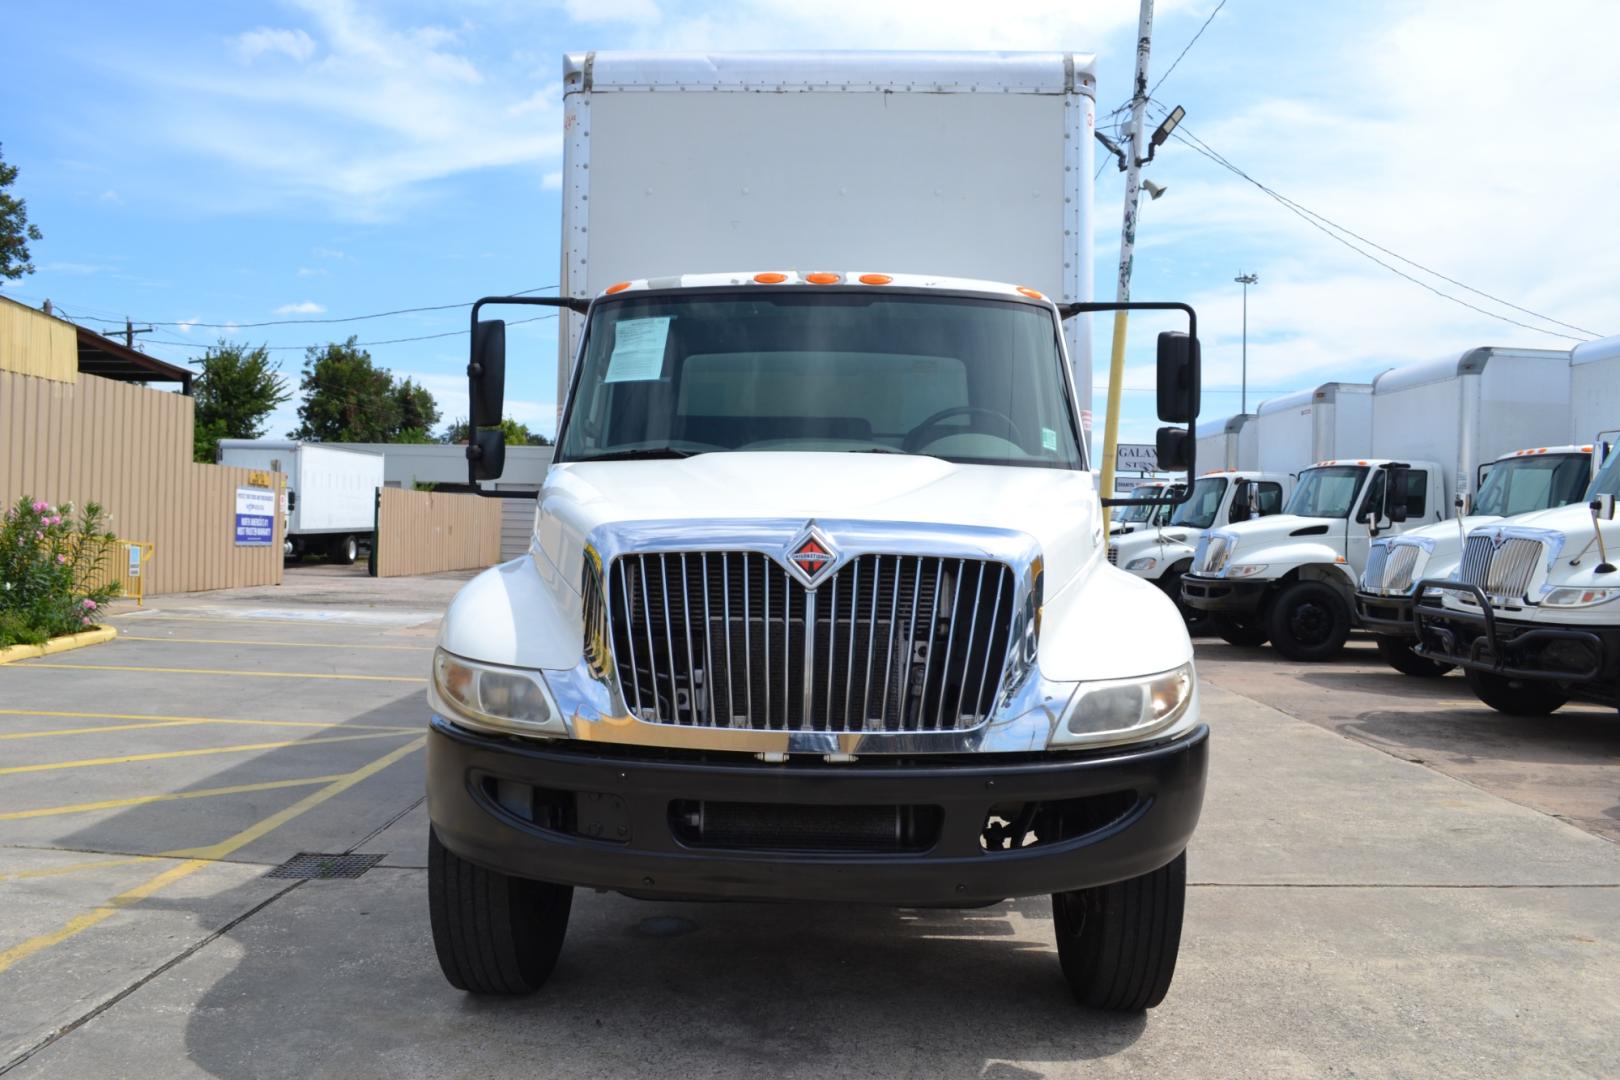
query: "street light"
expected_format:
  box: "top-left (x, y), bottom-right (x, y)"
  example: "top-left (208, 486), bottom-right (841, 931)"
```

top-left (1234, 272), bottom-right (1258, 412)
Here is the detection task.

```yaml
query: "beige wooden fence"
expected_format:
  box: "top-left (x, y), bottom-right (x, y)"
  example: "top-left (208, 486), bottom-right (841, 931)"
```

top-left (374, 487), bottom-right (502, 577)
top-left (1, 369), bottom-right (284, 595)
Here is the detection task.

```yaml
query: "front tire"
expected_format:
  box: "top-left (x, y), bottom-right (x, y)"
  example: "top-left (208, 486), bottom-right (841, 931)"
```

top-left (1212, 616), bottom-right (1268, 647)
top-left (1373, 634), bottom-right (1454, 677)
top-left (1462, 667), bottom-right (1569, 716)
top-left (1267, 581), bottom-right (1352, 661)
top-left (428, 829), bottom-right (573, 995)
top-left (1053, 851), bottom-right (1186, 1012)
top-left (328, 534), bottom-right (359, 565)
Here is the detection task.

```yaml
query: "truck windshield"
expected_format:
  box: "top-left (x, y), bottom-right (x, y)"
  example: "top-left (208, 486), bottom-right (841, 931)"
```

top-left (1283, 466), bottom-right (1366, 519)
top-left (558, 291), bottom-right (1085, 469)
top-left (1170, 477), bottom-right (1227, 528)
top-left (1474, 453), bottom-right (1591, 516)
top-left (1586, 449), bottom-right (1620, 501)
top-left (1117, 497), bottom-right (1161, 523)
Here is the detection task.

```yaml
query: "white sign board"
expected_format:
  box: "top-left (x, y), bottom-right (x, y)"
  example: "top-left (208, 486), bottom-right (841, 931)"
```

top-left (127, 545), bottom-right (141, 577)
top-left (1115, 443), bottom-right (1158, 473)
top-left (1114, 477), bottom-right (1160, 495)
top-left (235, 487), bottom-right (277, 547)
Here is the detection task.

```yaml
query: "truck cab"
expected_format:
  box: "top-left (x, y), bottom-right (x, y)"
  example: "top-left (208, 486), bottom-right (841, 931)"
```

top-left (1109, 480), bottom-right (1178, 535)
top-left (1181, 458), bottom-right (1444, 659)
top-left (1414, 443), bottom-right (1620, 715)
top-left (1355, 445), bottom-right (1597, 676)
top-left (426, 272), bottom-right (1208, 1011)
top-left (1109, 470), bottom-right (1291, 619)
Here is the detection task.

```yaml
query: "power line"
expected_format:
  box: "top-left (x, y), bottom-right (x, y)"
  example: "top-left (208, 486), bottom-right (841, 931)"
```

top-left (143, 313), bottom-right (561, 355)
top-left (69, 285), bottom-right (560, 330)
top-left (1149, 0), bottom-right (1228, 98)
top-left (1154, 106), bottom-right (1604, 341)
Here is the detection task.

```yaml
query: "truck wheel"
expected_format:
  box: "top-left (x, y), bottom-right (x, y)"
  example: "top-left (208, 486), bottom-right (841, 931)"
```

top-left (328, 534), bottom-right (359, 565)
top-left (1212, 617), bottom-right (1268, 647)
top-left (1373, 634), bottom-right (1454, 677)
top-left (428, 829), bottom-right (573, 995)
top-left (1266, 581), bottom-right (1351, 661)
top-left (1462, 668), bottom-right (1569, 716)
top-left (1053, 850), bottom-right (1186, 1012)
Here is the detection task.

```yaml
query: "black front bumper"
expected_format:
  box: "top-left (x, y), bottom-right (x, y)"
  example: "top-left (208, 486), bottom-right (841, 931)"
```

top-left (1413, 579), bottom-right (1618, 693)
top-left (1180, 574), bottom-right (1267, 617)
top-left (1354, 590), bottom-right (1416, 637)
top-left (427, 717), bottom-right (1209, 906)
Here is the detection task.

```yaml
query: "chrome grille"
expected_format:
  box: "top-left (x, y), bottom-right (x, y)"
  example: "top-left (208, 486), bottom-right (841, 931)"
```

top-left (1361, 543), bottom-right (1422, 595)
top-left (1456, 535), bottom-right (1543, 599)
top-left (601, 552), bottom-right (1016, 732)
top-left (1194, 535), bottom-right (1231, 575)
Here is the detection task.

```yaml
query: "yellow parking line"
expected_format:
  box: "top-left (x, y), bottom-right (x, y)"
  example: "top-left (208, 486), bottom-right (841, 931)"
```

top-left (0, 737), bottom-right (426, 973)
top-left (0, 720), bottom-right (200, 740)
top-left (0, 774), bottom-right (350, 821)
top-left (118, 634), bottom-right (430, 652)
top-left (111, 611), bottom-right (437, 629)
top-left (0, 730), bottom-right (416, 777)
top-left (0, 856), bottom-right (161, 883)
top-left (0, 707), bottom-right (417, 735)
top-left (18, 662), bottom-right (424, 683)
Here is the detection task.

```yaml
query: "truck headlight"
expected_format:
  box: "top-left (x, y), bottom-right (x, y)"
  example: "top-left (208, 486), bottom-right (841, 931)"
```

top-left (1226, 563), bottom-right (1269, 578)
top-left (1541, 586), bottom-right (1620, 608)
top-left (1056, 662), bottom-right (1195, 746)
top-left (433, 649), bottom-right (564, 734)
top-left (1126, 556), bottom-right (1157, 571)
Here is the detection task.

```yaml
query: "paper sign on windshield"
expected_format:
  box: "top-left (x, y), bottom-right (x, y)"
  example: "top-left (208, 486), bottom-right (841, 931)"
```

top-left (604, 317), bottom-right (672, 383)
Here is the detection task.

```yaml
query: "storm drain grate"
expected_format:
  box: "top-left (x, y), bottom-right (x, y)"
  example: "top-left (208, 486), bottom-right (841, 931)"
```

top-left (267, 852), bottom-right (384, 880)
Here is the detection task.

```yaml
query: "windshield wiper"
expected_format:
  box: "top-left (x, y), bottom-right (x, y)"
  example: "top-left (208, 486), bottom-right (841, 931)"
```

top-left (577, 447), bottom-right (701, 463)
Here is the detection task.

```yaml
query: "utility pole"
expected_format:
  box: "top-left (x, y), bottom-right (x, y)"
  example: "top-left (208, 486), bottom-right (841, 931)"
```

top-left (1098, 0), bottom-right (1156, 500)
top-left (1235, 272), bottom-right (1257, 412)
top-left (120, 317), bottom-right (154, 350)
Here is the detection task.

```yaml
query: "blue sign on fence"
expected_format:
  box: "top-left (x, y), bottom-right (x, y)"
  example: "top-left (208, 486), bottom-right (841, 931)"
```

top-left (235, 486), bottom-right (276, 547)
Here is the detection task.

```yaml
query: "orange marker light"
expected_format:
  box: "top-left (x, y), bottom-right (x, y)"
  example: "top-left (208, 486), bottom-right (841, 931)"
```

top-left (1017, 286), bottom-right (1045, 300)
top-left (858, 273), bottom-right (892, 285)
top-left (605, 281), bottom-right (632, 294)
top-left (753, 272), bottom-right (787, 284)
top-left (806, 272), bottom-right (841, 284)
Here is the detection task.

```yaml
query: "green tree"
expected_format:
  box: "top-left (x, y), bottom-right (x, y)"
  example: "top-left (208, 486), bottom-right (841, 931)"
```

top-left (289, 337), bottom-right (439, 443)
top-left (191, 340), bottom-right (290, 462)
top-left (442, 417), bottom-right (552, 446)
top-left (0, 144), bottom-right (44, 284)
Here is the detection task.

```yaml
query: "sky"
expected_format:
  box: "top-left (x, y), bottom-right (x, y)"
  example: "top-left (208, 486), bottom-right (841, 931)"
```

top-left (4, 0), bottom-right (1617, 454)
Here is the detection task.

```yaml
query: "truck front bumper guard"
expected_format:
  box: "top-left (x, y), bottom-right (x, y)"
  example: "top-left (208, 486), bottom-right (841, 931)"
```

top-left (427, 716), bottom-right (1208, 906)
top-left (1179, 574), bottom-right (1267, 617)
top-left (1353, 589), bottom-right (1417, 638)
top-left (1411, 578), bottom-right (1609, 686)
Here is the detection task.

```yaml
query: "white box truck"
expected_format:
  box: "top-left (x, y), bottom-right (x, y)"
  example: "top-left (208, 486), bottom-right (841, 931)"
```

top-left (1570, 333), bottom-right (1620, 451)
top-left (1194, 413), bottom-right (1256, 472)
top-left (1183, 348), bottom-right (1572, 660)
top-left (217, 440), bottom-right (383, 564)
top-left (426, 52), bottom-right (1208, 1013)
top-left (1252, 382), bottom-right (1374, 478)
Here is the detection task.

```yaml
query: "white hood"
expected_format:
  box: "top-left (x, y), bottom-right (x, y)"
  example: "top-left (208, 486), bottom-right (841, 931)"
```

top-left (536, 452), bottom-right (1102, 593)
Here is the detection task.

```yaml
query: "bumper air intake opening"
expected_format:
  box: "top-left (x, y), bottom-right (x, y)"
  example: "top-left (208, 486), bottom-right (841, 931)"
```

top-left (669, 800), bottom-right (943, 853)
top-left (979, 790), bottom-right (1139, 851)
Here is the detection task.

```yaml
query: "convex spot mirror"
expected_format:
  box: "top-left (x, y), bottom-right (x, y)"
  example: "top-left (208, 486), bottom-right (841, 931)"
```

top-left (469, 428), bottom-right (506, 482)
top-left (1156, 331), bottom-right (1201, 424)
top-left (1156, 427), bottom-right (1192, 472)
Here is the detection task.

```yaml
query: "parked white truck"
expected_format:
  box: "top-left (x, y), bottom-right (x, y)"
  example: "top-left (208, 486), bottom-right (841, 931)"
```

top-left (1194, 413), bottom-right (1256, 472)
top-left (1110, 469), bottom-right (1292, 626)
top-left (1109, 479), bottom-right (1182, 535)
top-left (425, 52), bottom-right (1208, 1013)
top-left (1182, 347), bottom-right (1573, 660)
top-left (217, 439), bottom-right (382, 563)
top-left (1252, 382), bottom-right (1373, 477)
top-left (1414, 334), bottom-right (1620, 713)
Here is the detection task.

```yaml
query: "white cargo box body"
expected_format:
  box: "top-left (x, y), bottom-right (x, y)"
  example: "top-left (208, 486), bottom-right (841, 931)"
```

top-left (1370, 347), bottom-right (1571, 501)
top-left (1570, 334), bottom-right (1620, 445)
top-left (217, 440), bottom-right (383, 535)
top-left (558, 51), bottom-right (1095, 422)
top-left (1194, 413), bottom-right (1256, 472)
top-left (1252, 382), bottom-right (1373, 477)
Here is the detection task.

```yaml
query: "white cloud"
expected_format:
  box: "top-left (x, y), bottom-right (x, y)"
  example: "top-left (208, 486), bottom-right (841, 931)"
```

top-left (98, 189), bottom-right (122, 204)
top-left (176, 317), bottom-right (200, 334)
top-left (541, 170), bottom-right (561, 190)
top-left (311, 247), bottom-right (347, 260)
top-left (233, 27), bottom-right (317, 63)
top-left (274, 301), bottom-right (326, 315)
top-left (561, 0), bottom-right (662, 24)
top-left (398, 371), bottom-right (554, 437)
top-left (297, 266), bottom-right (328, 277)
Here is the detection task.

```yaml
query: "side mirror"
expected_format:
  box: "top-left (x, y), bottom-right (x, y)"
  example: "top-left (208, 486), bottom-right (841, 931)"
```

top-left (1594, 493), bottom-right (1616, 521)
top-left (1229, 480), bottom-right (1252, 523)
top-left (1383, 465), bottom-right (1410, 523)
top-left (287, 490), bottom-right (298, 513)
top-left (1455, 492), bottom-right (1473, 517)
top-left (1155, 426), bottom-right (1192, 472)
top-left (470, 319), bottom-right (506, 424)
top-left (1156, 331), bottom-right (1201, 424)
top-left (468, 428), bottom-right (507, 481)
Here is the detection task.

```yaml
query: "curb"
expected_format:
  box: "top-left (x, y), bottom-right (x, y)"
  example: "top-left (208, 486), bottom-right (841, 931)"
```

top-left (0, 626), bottom-right (119, 665)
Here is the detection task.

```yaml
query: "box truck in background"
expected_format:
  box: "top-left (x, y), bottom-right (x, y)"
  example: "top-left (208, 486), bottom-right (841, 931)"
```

top-left (427, 52), bottom-right (1208, 1013)
top-left (1251, 382), bottom-right (1374, 478)
top-left (1194, 413), bottom-right (1256, 473)
top-left (217, 440), bottom-right (382, 564)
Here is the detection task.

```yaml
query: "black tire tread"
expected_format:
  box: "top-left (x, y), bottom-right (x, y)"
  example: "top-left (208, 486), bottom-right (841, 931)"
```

top-left (1055, 851), bottom-right (1186, 1011)
top-left (1266, 580), bottom-right (1351, 662)
top-left (1373, 633), bottom-right (1454, 678)
top-left (429, 828), bottom-right (571, 995)
top-left (1462, 667), bottom-right (1569, 716)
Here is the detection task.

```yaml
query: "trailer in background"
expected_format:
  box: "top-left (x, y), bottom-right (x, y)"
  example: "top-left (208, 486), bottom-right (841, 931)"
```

top-left (1570, 334), bottom-right (1620, 448)
top-left (218, 440), bottom-right (383, 564)
top-left (1194, 413), bottom-right (1257, 472)
top-left (1251, 382), bottom-right (1373, 477)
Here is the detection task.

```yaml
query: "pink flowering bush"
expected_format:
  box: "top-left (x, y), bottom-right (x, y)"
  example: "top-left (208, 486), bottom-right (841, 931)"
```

top-left (0, 497), bottom-right (121, 646)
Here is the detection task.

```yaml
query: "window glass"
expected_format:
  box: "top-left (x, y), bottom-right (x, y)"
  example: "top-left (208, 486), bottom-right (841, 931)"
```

top-left (1477, 453), bottom-right (1592, 516)
top-left (1256, 482), bottom-right (1283, 515)
top-left (1397, 469), bottom-right (1428, 518)
top-left (1170, 477), bottom-right (1226, 529)
top-left (1284, 466), bottom-right (1368, 519)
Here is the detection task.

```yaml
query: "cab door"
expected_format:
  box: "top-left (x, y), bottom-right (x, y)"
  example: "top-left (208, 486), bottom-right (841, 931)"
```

top-left (1345, 468), bottom-right (1387, 577)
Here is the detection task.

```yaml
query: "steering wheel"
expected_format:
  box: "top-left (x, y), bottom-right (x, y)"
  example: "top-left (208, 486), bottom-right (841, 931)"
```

top-left (901, 406), bottom-right (1026, 453)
